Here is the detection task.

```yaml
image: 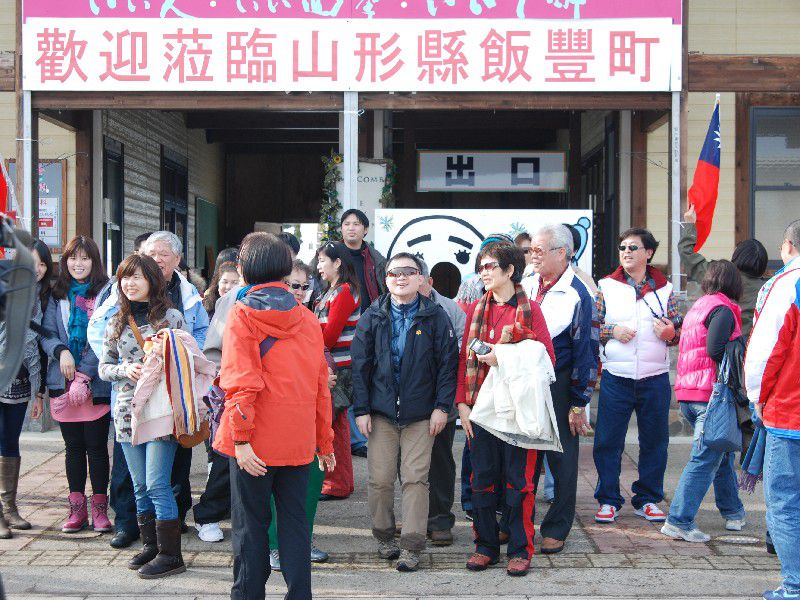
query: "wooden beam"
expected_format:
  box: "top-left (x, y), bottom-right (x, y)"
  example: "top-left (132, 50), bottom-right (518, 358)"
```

top-left (75, 112), bottom-right (93, 237)
top-left (206, 129), bottom-right (339, 144)
top-left (360, 93), bottom-right (671, 111)
top-left (689, 54), bottom-right (800, 92)
top-left (735, 93), bottom-right (751, 245)
top-left (641, 110), bottom-right (669, 134)
top-left (224, 143), bottom-right (338, 155)
top-left (630, 112), bottom-right (647, 228)
top-left (32, 92), bottom-right (344, 111)
top-left (0, 51), bottom-right (14, 91)
top-left (394, 110), bottom-right (571, 130)
top-left (187, 111), bottom-right (340, 130)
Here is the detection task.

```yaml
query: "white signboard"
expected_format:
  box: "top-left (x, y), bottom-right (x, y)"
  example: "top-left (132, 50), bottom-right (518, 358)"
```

top-left (22, 18), bottom-right (681, 92)
top-left (374, 208), bottom-right (593, 282)
top-left (335, 161), bottom-right (388, 244)
top-left (418, 151), bottom-right (567, 192)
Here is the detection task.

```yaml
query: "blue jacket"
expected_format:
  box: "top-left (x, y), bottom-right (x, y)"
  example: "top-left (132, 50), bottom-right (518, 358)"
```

top-left (351, 293), bottom-right (458, 425)
top-left (40, 293), bottom-right (111, 398)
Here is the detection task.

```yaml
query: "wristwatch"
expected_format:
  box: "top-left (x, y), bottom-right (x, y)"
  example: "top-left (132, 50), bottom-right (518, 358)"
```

top-left (570, 407), bottom-right (584, 415)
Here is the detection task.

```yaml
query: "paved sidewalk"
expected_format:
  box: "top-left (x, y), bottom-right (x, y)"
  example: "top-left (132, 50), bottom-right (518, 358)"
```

top-left (0, 429), bottom-right (780, 599)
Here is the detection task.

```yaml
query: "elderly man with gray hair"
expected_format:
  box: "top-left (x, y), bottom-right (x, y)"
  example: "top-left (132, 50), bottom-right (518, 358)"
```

top-left (88, 231), bottom-right (209, 547)
top-left (521, 224), bottom-right (599, 555)
top-left (418, 260), bottom-right (466, 546)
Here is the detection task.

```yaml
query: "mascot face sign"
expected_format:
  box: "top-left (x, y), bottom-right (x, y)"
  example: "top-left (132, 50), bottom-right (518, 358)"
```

top-left (387, 215), bottom-right (485, 279)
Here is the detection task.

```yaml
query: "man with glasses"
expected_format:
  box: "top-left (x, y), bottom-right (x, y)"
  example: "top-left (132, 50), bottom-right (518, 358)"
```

top-left (521, 225), bottom-right (598, 554)
top-left (593, 228), bottom-right (682, 524)
top-left (352, 253), bottom-right (458, 572)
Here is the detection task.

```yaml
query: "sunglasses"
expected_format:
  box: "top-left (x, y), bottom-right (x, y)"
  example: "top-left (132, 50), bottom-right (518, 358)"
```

top-left (387, 267), bottom-right (420, 278)
top-left (288, 282), bottom-right (311, 291)
top-left (521, 247), bottom-right (533, 255)
top-left (618, 244), bottom-right (641, 252)
top-left (479, 261), bottom-right (500, 273)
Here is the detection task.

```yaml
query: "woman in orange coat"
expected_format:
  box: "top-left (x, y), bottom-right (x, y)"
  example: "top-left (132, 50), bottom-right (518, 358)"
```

top-left (213, 232), bottom-right (335, 600)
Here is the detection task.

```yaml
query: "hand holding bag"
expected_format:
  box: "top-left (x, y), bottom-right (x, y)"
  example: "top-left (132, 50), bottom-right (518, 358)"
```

top-left (702, 353), bottom-right (742, 453)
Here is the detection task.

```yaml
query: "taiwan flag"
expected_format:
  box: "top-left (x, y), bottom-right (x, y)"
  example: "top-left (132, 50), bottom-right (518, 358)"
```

top-left (688, 98), bottom-right (721, 252)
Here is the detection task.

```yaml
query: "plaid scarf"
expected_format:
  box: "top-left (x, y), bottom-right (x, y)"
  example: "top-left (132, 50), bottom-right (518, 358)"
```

top-left (464, 284), bottom-right (538, 406)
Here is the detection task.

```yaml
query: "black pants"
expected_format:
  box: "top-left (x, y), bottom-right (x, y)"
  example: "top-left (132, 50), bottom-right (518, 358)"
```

top-left (59, 412), bottom-right (111, 495)
top-left (469, 423), bottom-right (538, 560)
top-left (428, 420), bottom-right (456, 532)
top-left (230, 459), bottom-right (310, 600)
top-left (110, 440), bottom-right (193, 530)
top-left (535, 368), bottom-right (579, 542)
top-left (193, 443), bottom-right (231, 525)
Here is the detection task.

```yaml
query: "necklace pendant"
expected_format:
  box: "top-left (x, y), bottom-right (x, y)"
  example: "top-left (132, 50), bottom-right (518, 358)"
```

top-left (489, 328), bottom-right (495, 338)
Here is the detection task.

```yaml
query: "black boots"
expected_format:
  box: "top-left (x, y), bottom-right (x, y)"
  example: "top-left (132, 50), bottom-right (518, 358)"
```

top-left (128, 512), bottom-right (158, 570)
top-left (137, 518), bottom-right (186, 579)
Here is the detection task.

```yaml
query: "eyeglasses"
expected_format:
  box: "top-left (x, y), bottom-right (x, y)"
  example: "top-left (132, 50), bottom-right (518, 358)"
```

top-left (287, 282), bottom-right (311, 291)
top-left (530, 247), bottom-right (560, 257)
top-left (618, 244), bottom-right (642, 252)
top-left (387, 267), bottom-right (420, 278)
top-left (478, 261), bottom-right (500, 273)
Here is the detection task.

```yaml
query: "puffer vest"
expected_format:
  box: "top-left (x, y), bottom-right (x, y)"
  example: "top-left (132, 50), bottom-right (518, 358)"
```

top-left (674, 293), bottom-right (742, 402)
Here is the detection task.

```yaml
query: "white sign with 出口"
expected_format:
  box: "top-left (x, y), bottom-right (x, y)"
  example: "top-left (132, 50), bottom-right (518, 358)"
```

top-left (417, 151), bottom-right (567, 192)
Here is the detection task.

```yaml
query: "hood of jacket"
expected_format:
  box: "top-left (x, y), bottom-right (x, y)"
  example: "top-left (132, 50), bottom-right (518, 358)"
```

top-left (234, 283), bottom-right (306, 341)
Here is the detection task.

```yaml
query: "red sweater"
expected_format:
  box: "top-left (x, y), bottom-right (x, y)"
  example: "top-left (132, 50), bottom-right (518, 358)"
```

top-left (456, 296), bottom-right (555, 406)
top-left (315, 283), bottom-right (361, 367)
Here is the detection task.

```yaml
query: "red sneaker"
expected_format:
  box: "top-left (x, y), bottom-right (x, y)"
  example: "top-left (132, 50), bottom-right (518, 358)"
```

top-left (466, 553), bottom-right (499, 571)
top-left (594, 504), bottom-right (617, 523)
top-left (634, 503), bottom-right (667, 522)
top-left (506, 557), bottom-right (530, 576)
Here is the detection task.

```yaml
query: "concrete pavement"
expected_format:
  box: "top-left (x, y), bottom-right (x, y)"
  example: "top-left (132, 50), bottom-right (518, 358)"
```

top-left (0, 428), bottom-right (780, 599)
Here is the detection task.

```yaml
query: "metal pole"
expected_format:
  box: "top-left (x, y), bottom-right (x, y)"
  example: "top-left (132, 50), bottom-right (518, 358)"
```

top-left (670, 91), bottom-right (681, 290)
top-left (21, 90), bottom-right (32, 234)
top-left (340, 91), bottom-right (359, 212)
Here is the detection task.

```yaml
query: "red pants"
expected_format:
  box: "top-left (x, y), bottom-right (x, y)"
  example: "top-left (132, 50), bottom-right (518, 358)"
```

top-left (321, 410), bottom-right (354, 498)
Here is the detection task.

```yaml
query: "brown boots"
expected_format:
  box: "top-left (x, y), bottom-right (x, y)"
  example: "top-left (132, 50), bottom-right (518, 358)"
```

top-left (133, 517), bottom-right (186, 579)
top-left (0, 456), bottom-right (30, 533)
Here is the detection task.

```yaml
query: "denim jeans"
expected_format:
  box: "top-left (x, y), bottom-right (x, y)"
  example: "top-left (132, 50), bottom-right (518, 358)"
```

top-left (543, 457), bottom-right (555, 500)
top-left (120, 439), bottom-right (179, 521)
top-left (764, 434), bottom-right (800, 594)
top-left (348, 406), bottom-right (367, 450)
top-left (666, 402), bottom-right (745, 531)
top-left (593, 371), bottom-right (671, 510)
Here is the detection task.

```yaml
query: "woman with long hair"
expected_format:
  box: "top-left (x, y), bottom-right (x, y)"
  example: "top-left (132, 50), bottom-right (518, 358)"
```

top-left (0, 240), bottom-right (51, 537)
top-left (40, 236), bottom-right (112, 534)
top-left (661, 260), bottom-right (747, 543)
top-left (315, 241), bottom-right (361, 502)
top-left (98, 253), bottom-right (188, 579)
top-left (203, 261), bottom-right (240, 320)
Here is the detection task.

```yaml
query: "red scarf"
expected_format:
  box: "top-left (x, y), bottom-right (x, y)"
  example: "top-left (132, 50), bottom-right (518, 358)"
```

top-left (361, 245), bottom-right (381, 302)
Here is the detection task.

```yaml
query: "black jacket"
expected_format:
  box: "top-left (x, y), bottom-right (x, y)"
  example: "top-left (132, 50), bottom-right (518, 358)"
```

top-left (351, 293), bottom-right (458, 426)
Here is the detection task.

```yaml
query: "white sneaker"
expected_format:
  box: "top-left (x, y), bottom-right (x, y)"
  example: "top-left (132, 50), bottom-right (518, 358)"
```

top-left (634, 503), bottom-right (667, 522)
top-left (595, 504), bottom-right (617, 523)
top-left (195, 522), bottom-right (224, 542)
top-left (660, 522), bottom-right (711, 543)
top-left (726, 518), bottom-right (746, 531)
top-left (270, 549), bottom-right (281, 571)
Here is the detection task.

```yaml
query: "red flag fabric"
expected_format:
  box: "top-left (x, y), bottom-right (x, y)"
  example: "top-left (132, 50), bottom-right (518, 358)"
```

top-left (688, 100), bottom-right (721, 252)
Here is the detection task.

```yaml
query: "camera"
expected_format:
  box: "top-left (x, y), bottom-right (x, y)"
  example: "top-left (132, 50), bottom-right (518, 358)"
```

top-left (468, 338), bottom-right (492, 356)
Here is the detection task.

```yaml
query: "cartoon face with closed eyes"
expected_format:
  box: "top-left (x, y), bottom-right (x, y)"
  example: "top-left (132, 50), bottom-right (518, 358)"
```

top-left (386, 215), bottom-right (485, 280)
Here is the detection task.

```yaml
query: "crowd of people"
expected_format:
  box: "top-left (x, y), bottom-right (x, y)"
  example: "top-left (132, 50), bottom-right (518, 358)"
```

top-left (0, 205), bottom-right (798, 600)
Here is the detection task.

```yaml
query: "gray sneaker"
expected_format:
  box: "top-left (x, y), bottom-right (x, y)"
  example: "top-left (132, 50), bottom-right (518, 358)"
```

top-left (396, 549), bottom-right (420, 572)
top-left (660, 522), bottom-right (711, 543)
top-left (377, 540), bottom-right (401, 560)
top-left (310, 543), bottom-right (329, 563)
top-left (269, 549), bottom-right (281, 571)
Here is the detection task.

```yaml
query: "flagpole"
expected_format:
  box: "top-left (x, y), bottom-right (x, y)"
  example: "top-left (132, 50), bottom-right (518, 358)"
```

top-left (670, 91), bottom-right (682, 291)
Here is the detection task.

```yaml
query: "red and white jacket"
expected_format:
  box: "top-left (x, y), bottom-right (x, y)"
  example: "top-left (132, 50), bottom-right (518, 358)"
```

top-left (744, 256), bottom-right (800, 437)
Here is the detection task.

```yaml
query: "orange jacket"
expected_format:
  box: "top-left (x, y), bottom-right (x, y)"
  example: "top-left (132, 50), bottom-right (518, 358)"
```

top-left (213, 283), bottom-right (334, 465)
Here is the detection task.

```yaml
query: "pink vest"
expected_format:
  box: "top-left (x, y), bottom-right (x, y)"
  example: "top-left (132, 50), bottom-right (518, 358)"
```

top-left (674, 293), bottom-right (742, 402)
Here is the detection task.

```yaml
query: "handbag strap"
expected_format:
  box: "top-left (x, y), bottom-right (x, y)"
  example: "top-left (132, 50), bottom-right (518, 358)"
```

top-left (128, 316), bottom-right (146, 350)
top-left (718, 351), bottom-right (731, 386)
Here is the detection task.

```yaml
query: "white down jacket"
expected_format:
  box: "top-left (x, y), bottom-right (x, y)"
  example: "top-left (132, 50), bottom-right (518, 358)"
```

top-left (469, 339), bottom-right (562, 452)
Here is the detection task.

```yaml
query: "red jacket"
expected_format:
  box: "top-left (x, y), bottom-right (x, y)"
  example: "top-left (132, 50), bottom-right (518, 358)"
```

top-left (213, 283), bottom-right (334, 465)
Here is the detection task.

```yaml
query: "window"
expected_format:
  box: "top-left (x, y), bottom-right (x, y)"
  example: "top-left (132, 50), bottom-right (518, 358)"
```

top-left (160, 147), bottom-right (188, 257)
top-left (102, 138), bottom-right (124, 273)
top-left (751, 108), bottom-right (800, 266)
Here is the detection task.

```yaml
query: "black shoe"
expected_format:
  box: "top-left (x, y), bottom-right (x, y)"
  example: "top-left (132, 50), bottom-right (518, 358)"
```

top-left (465, 510), bottom-right (474, 522)
top-left (138, 519), bottom-right (186, 579)
top-left (351, 446), bottom-right (368, 458)
top-left (128, 513), bottom-right (158, 570)
top-left (319, 494), bottom-right (347, 502)
top-left (110, 528), bottom-right (140, 549)
top-left (179, 521), bottom-right (188, 534)
top-left (766, 531), bottom-right (776, 555)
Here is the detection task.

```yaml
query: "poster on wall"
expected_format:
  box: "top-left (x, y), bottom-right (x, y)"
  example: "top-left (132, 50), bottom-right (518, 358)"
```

top-left (5, 159), bottom-right (67, 252)
top-left (374, 209), bottom-right (592, 293)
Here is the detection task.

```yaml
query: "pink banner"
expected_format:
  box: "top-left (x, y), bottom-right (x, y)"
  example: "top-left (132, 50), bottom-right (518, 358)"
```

top-left (23, 0), bottom-right (682, 22)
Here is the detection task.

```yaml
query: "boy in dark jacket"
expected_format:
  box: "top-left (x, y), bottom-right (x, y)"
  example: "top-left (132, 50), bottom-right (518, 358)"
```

top-left (352, 253), bottom-right (458, 573)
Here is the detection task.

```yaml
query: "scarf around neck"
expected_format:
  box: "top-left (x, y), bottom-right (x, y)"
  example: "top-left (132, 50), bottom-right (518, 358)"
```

top-left (464, 284), bottom-right (538, 406)
top-left (67, 279), bottom-right (93, 368)
top-left (360, 244), bottom-right (380, 302)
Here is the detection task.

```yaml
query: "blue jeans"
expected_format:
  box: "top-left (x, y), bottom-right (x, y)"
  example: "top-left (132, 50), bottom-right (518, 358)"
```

top-left (593, 371), bottom-right (671, 510)
top-left (461, 441), bottom-right (473, 511)
top-left (120, 439), bottom-right (179, 521)
top-left (666, 402), bottom-right (745, 531)
top-left (543, 456), bottom-right (555, 500)
top-left (764, 434), bottom-right (800, 594)
top-left (348, 406), bottom-right (367, 450)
